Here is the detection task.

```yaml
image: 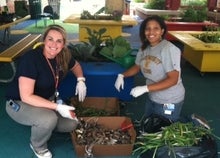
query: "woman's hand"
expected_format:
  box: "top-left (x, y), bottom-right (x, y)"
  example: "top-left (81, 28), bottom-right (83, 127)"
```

top-left (56, 104), bottom-right (78, 121)
top-left (130, 85), bottom-right (149, 97)
top-left (75, 77), bottom-right (87, 102)
top-left (115, 74), bottom-right (124, 92)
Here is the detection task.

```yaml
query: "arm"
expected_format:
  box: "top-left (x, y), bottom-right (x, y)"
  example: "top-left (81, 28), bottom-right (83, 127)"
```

top-left (71, 61), bottom-right (87, 102)
top-left (19, 76), bottom-right (76, 119)
top-left (19, 76), bottom-right (57, 110)
top-left (130, 43), bottom-right (181, 97)
top-left (70, 61), bottom-right (84, 78)
top-left (148, 70), bottom-right (179, 92)
top-left (115, 64), bottom-right (140, 92)
top-left (121, 64), bottom-right (140, 78)
top-left (130, 70), bottom-right (179, 98)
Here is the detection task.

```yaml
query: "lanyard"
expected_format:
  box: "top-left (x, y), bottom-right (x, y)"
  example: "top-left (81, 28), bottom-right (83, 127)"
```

top-left (45, 57), bottom-right (59, 92)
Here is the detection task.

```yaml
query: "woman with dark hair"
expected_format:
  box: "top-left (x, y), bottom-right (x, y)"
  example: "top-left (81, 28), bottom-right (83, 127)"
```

top-left (115, 15), bottom-right (185, 122)
top-left (5, 24), bottom-right (87, 158)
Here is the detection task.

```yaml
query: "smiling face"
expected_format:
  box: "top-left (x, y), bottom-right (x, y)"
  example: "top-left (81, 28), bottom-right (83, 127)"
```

top-left (145, 20), bottom-right (164, 47)
top-left (43, 30), bottom-right (65, 59)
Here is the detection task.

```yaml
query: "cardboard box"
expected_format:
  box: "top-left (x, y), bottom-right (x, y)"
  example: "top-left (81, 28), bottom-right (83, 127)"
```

top-left (71, 116), bottom-right (136, 157)
top-left (71, 97), bottom-right (120, 116)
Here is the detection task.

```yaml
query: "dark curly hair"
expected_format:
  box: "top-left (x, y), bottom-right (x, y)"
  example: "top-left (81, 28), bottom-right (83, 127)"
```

top-left (139, 15), bottom-right (167, 50)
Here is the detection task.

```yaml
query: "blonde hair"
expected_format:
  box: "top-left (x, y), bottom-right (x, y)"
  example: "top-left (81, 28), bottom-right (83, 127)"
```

top-left (43, 24), bottom-right (72, 76)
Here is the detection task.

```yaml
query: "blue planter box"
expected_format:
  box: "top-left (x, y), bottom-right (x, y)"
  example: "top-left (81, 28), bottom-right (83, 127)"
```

top-left (58, 62), bottom-right (134, 101)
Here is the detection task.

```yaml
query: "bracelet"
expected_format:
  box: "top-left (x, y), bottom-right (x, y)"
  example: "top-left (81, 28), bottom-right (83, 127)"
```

top-left (77, 77), bottom-right (86, 82)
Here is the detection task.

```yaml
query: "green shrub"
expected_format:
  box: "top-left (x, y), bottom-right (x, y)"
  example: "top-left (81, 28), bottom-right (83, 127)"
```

top-left (134, 0), bottom-right (145, 3)
top-left (181, 0), bottom-right (207, 22)
top-left (144, 0), bottom-right (166, 10)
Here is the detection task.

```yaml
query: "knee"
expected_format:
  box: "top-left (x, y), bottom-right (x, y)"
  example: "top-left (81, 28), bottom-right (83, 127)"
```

top-left (37, 111), bottom-right (58, 130)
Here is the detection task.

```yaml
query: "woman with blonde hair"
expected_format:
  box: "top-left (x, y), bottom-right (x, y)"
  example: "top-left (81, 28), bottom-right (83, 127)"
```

top-left (5, 24), bottom-right (87, 158)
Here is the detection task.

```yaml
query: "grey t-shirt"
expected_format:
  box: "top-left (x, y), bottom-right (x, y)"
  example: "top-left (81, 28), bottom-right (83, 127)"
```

top-left (135, 40), bottom-right (185, 104)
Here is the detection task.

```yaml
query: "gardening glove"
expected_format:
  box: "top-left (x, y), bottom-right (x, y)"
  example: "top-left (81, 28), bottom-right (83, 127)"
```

top-left (75, 77), bottom-right (87, 102)
top-left (115, 74), bottom-right (124, 92)
top-left (130, 85), bottom-right (149, 98)
top-left (56, 104), bottom-right (77, 120)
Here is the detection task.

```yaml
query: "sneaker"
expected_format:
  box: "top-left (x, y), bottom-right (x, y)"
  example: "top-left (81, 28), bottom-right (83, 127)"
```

top-left (30, 143), bottom-right (52, 158)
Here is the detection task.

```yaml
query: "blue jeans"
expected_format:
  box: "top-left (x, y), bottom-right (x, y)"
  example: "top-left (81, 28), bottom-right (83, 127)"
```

top-left (145, 99), bottom-right (184, 122)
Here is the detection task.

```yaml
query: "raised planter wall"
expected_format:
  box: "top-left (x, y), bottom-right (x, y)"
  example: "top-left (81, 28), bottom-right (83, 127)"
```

top-left (135, 7), bottom-right (181, 20)
top-left (169, 31), bottom-right (220, 74)
top-left (165, 21), bottom-right (219, 40)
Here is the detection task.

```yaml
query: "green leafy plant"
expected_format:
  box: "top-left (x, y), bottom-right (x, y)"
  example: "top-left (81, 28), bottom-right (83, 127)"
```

top-left (144, 0), bottom-right (166, 10)
top-left (68, 27), bottom-right (111, 62)
top-left (181, 1), bottom-right (207, 22)
top-left (193, 30), bottom-right (220, 43)
top-left (191, 26), bottom-right (220, 43)
top-left (68, 27), bottom-right (132, 62)
top-left (100, 36), bottom-right (136, 68)
top-left (67, 42), bottom-right (95, 62)
top-left (143, 0), bottom-right (208, 22)
top-left (197, 33), bottom-right (220, 43)
top-left (100, 36), bottom-right (131, 58)
top-left (80, 7), bottom-right (123, 21)
top-left (134, 0), bottom-right (145, 3)
top-left (83, 27), bottom-right (112, 56)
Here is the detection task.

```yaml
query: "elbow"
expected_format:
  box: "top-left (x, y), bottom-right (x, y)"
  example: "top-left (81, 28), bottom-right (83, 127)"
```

top-left (173, 79), bottom-right (178, 85)
top-left (20, 96), bottom-right (28, 103)
top-left (20, 93), bottom-right (31, 103)
top-left (167, 70), bottom-right (179, 86)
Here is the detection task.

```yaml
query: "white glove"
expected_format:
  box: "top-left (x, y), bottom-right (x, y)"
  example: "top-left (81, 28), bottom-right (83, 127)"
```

top-left (114, 74), bottom-right (124, 92)
top-left (130, 85), bottom-right (149, 98)
top-left (56, 104), bottom-right (76, 120)
top-left (75, 77), bottom-right (87, 102)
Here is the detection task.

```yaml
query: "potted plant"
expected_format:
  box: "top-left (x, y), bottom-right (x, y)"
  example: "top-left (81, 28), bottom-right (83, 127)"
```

top-left (63, 8), bottom-right (137, 42)
top-left (68, 27), bottom-right (112, 62)
top-left (68, 27), bottom-right (134, 66)
top-left (80, 8), bottom-right (123, 21)
top-left (59, 27), bottom-right (135, 102)
top-left (135, 0), bottom-right (219, 41)
top-left (180, 1), bottom-right (207, 22)
top-left (192, 27), bottom-right (220, 43)
top-left (144, 0), bottom-right (166, 10)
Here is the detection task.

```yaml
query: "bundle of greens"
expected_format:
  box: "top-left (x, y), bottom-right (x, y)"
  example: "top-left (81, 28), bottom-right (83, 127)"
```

top-left (133, 122), bottom-right (219, 158)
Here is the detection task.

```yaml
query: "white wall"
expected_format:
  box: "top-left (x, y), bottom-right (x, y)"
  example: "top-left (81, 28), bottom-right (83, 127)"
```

top-left (41, 0), bottom-right (48, 11)
top-left (217, 0), bottom-right (220, 8)
top-left (0, 0), bottom-right (6, 13)
top-left (0, 0), bottom-right (7, 6)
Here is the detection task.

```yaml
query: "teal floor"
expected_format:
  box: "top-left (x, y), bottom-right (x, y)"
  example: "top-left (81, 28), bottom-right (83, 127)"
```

top-left (1, 20), bottom-right (220, 158)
